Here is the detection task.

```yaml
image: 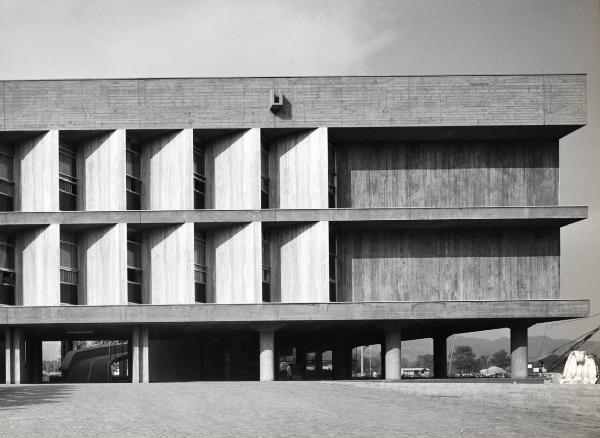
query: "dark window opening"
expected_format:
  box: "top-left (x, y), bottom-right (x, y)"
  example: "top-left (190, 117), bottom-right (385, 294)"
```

top-left (328, 143), bottom-right (336, 208)
top-left (126, 139), bottom-right (142, 210)
top-left (261, 147), bottom-right (270, 209)
top-left (0, 233), bottom-right (15, 305)
top-left (262, 230), bottom-right (271, 302)
top-left (193, 146), bottom-right (206, 209)
top-left (59, 143), bottom-right (78, 211)
top-left (127, 227), bottom-right (143, 303)
top-left (60, 230), bottom-right (78, 305)
top-left (0, 143), bottom-right (14, 212)
top-left (329, 229), bottom-right (337, 302)
top-left (194, 232), bottom-right (207, 302)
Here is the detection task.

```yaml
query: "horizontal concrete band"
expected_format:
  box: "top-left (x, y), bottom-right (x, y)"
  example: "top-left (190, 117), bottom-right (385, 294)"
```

top-left (0, 206), bottom-right (587, 228)
top-left (0, 300), bottom-right (589, 325)
top-left (0, 75), bottom-right (586, 130)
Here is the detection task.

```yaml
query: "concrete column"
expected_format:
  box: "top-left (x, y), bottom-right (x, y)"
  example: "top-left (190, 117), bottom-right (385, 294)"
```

top-left (384, 329), bottom-right (402, 380)
top-left (131, 326), bottom-right (140, 383)
top-left (140, 326), bottom-right (149, 383)
top-left (333, 340), bottom-right (350, 380)
top-left (4, 328), bottom-right (11, 384)
top-left (433, 335), bottom-right (448, 378)
top-left (259, 330), bottom-right (275, 382)
top-left (12, 328), bottom-right (23, 384)
top-left (296, 344), bottom-right (306, 379)
top-left (30, 337), bottom-right (43, 384)
top-left (315, 349), bottom-right (323, 378)
top-left (510, 324), bottom-right (529, 379)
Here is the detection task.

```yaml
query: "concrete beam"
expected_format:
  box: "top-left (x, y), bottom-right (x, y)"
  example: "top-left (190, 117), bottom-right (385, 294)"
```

top-left (0, 300), bottom-right (589, 325)
top-left (0, 206), bottom-right (587, 228)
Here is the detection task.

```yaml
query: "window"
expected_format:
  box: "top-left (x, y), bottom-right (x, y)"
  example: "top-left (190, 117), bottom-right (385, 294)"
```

top-left (0, 233), bottom-right (15, 305)
top-left (193, 146), bottom-right (206, 209)
top-left (194, 232), bottom-right (207, 302)
top-left (60, 231), bottom-right (78, 305)
top-left (59, 143), bottom-right (78, 211)
top-left (127, 228), bottom-right (142, 303)
top-left (126, 138), bottom-right (142, 210)
top-left (328, 143), bottom-right (336, 208)
top-left (329, 229), bottom-right (337, 302)
top-left (262, 230), bottom-right (271, 302)
top-left (0, 143), bottom-right (14, 211)
top-left (261, 147), bottom-right (270, 209)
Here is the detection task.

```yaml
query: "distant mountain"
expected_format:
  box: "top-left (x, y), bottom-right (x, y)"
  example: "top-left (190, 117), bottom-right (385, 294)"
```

top-left (401, 335), bottom-right (600, 362)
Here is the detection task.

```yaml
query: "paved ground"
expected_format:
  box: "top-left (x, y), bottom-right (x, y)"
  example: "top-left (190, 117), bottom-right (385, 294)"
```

top-left (0, 381), bottom-right (598, 437)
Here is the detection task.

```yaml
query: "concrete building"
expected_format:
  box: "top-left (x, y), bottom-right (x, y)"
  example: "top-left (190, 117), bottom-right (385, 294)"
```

top-left (0, 74), bottom-right (589, 383)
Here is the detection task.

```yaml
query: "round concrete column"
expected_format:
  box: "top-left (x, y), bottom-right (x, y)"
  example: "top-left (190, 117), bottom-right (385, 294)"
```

top-left (510, 324), bottom-right (528, 379)
top-left (259, 330), bottom-right (275, 381)
top-left (433, 335), bottom-right (448, 378)
top-left (384, 329), bottom-right (402, 380)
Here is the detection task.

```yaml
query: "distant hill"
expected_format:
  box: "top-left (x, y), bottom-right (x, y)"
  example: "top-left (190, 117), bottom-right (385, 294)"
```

top-left (401, 335), bottom-right (600, 362)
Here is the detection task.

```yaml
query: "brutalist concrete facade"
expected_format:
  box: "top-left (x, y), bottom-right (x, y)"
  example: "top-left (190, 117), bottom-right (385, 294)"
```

top-left (0, 75), bottom-right (589, 383)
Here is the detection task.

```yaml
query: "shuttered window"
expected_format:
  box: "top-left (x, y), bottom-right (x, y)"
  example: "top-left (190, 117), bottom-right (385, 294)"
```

top-left (0, 233), bottom-right (15, 305)
top-left (60, 230), bottom-right (78, 304)
top-left (59, 144), bottom-right (78, 211)
top-left (194, 232), bottom-right (207, 302)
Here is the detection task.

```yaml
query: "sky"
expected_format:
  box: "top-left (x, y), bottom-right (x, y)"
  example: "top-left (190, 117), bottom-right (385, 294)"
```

top-left (0, 0), bottom-right (598, 349)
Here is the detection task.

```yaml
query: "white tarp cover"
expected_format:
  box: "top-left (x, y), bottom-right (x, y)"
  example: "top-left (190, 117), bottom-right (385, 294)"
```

top-left (480, 366), bottom-right (507, 376)
top-left (559, 351), bottom-right (598, 384)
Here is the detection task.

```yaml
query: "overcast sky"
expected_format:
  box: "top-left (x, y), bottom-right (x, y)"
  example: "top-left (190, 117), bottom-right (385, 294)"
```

top-left (0, 0), bottom-right (598, 347)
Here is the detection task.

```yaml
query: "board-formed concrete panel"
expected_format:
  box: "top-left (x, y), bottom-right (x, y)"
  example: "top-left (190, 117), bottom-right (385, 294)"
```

top-left (80, 130), bottom-right (126, 211)
top-left (208, 223), bottom-right (262, 303)
top-left (142, 223), bottom-right (195, 304)
top-left (141, 129), bottom-right (193, 210)
top-left (206, 129), bottom-right (261, 210)
top-left (270, 222), bottom-right (329, 302)
top-left (15, 224), bottom-right (60, 306)
top-left (14, 131), bottom-right (59, 212)
top-left (80, 224), bottom-right (127, 305)
top-left (0, 75), bottom-right (586, 130)
top-left (268, 128), bottom-right (328, 209)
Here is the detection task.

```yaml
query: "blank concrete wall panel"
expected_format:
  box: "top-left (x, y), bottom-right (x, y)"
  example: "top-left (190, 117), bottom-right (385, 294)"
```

top-left (16, 224), bottom-right (60, 306)
top-left (269, 128), bottom-right (328, 209)
top-left (210, 223), bottom-right (261, 303)
top-left (0, 76), bottom-right (585, 129)
top-left (14, 131), bottom-right (59, 211)
top-left (337, 228), bottom-right (559, 302)
top-left (206, 129), bottom-right (260, 210)
top-left (336, 141), bottom-right (558, 208)
top-left (272, 222), bottom-right (329, 302)
top-left (141, 129), bottom-right (193, 210)
top-left (82, 130), bottom-right (126, 211)
top-left (81, 224), bottom-right (127, 305)
top-left (145, 223), bottom-right (195, 304)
